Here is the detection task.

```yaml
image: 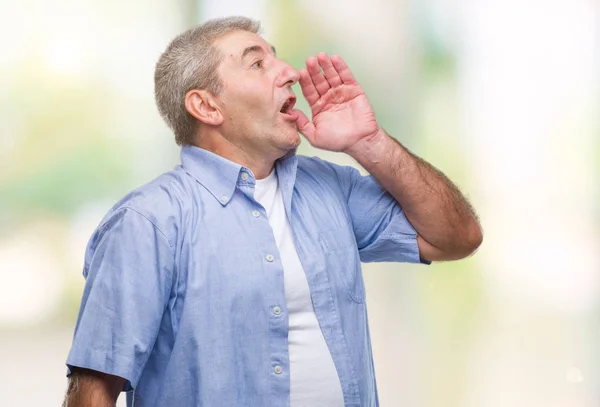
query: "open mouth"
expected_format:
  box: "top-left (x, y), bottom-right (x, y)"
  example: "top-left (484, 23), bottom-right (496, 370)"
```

top-left (279, 96), bottom-right (296, 116)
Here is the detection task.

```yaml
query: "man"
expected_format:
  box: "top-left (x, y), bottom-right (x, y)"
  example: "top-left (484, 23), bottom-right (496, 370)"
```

top-left (63, 16), bottom-right (482, 407)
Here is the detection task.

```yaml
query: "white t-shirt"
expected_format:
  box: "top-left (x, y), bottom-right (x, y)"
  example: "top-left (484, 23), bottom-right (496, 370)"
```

top-left (254, 170), bottom-right (345, 407)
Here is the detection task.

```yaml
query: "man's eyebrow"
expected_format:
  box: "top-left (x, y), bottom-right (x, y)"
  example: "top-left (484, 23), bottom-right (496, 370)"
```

top-left (241, 44), bottom-right (276, 60)
top-left (241, 45), bottom-right (265, 59)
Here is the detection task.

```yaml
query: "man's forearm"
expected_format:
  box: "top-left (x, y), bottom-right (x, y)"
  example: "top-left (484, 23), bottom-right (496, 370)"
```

top-left (63, 369), bottom-right (123, 407)
top-left (346, 129), bottom-right (482, 260)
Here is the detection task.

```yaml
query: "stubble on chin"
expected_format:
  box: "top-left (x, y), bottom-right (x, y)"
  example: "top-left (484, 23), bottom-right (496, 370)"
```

top-left (288, 129), bottom-right (301, 149)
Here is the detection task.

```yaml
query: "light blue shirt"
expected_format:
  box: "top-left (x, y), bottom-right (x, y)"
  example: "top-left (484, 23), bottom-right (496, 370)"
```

top-left (66, 145), bottom-right (425, 407)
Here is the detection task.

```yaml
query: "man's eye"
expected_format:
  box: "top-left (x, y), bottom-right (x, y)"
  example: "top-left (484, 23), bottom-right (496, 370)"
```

top-left (251, 60), bottom-right (264, 69)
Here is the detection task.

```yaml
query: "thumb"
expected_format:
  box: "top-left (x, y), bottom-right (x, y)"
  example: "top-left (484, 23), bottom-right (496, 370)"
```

top-left (293, 109), bottom-right (316, 144)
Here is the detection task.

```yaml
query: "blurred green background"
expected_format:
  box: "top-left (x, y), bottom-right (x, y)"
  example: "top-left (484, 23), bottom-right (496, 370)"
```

top-left (0, 0), bottom-right (598, 406)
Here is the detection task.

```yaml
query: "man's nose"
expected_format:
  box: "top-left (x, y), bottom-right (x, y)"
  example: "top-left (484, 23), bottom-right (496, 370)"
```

top-left (277, 61), bottom-right (300, 87)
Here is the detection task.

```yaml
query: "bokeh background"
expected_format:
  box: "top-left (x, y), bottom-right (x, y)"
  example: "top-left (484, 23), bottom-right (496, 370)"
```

top-left (1, 0), bottom-right (598, 406)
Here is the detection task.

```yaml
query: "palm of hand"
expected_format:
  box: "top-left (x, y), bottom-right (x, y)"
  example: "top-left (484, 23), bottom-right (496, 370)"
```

top-left (295, 53), bottom-right (380, 152)
top-left (310, 86), bottom-right (379, 151)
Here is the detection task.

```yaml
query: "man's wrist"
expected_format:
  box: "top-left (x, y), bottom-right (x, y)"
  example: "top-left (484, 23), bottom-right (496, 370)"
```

top-left (344, 128), bottom-right (389, 165)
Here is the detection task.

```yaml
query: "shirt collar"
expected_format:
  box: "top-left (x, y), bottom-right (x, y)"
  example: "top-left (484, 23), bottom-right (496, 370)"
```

top-left (180, 145), bottom-right (243, 206)
top-left (180, 145), bottom-right (299, 206)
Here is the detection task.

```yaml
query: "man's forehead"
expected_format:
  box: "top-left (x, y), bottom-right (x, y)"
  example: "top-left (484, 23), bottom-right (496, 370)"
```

top-left (215, 30), bottom-right (275, 57)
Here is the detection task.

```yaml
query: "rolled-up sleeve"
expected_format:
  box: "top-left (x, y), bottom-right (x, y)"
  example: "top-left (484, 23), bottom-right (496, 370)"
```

top-left (66, 207), bottom-right (174, 390)
top-left (335, 164), bottom-right (427, 264)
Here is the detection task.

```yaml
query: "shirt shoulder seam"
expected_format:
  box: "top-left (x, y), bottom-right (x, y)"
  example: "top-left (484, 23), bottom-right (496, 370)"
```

top-left (119, 206), bottom-right (176, 255)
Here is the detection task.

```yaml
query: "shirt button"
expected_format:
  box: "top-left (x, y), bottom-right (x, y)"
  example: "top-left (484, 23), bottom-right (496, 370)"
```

top-left (273, 306), bottom-right (281, 315)
top-left (252, 210), bottom-right (260, 218)
top-left (241, 172), bottom-right (249, 181)
top-left (220, 196), bottom-right (228, 203)
top-left (266, 254), bottom-right (275, 262)
top-left (274, 365), bottom-right (283, 374)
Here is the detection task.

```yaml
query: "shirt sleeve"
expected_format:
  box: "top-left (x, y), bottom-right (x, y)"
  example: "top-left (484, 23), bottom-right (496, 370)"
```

top-left (66, 207), bottom-right (175, 391)
top-left (335, 163), bottom-right (429, 264)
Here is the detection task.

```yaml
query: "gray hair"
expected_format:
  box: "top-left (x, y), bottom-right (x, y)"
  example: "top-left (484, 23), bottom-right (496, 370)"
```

top-left (154, 16), bottom-right (261, 145)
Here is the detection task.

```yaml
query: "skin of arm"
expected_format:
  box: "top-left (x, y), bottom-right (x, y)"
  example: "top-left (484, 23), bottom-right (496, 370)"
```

top-left (344, 129), bottom-right (483, 261)
top-left (62, 367), bottom-right (125, 407)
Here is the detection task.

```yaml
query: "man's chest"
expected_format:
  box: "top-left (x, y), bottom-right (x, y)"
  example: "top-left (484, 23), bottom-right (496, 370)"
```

top-left (173, 187), bottom-right (364, 318)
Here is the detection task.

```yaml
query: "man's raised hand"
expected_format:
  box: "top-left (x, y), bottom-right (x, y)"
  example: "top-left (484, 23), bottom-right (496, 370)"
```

top-left (294, 53), bottom-right (381, 152)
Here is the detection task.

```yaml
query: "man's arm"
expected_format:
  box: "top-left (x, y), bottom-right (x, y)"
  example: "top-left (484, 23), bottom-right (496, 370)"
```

top-left (294, 52), bottom-right (482, 261)
top-left (62, 367), bottom-right (125, 407)
top-left (64, 208), bottom-right (174, 406)
top-left (345, 129), bottom-right (483, 261)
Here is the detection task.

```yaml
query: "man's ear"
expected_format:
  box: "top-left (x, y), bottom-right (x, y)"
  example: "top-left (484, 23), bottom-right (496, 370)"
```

top-left (184, 89), bottom-right (224, 126)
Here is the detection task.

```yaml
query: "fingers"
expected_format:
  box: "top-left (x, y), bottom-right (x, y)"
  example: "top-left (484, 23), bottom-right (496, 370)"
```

top-left (294, 109), bottom-right (315, 144)
top-left (317, 52), bottom-right (343, 87)
top-left (297, 52), bottom-right (357, 107)
top-left (299, 69), bottom-right (320, 106)
top-left (306, 56), bottom-right (331, 96)
top-left (330, 54), bottom-right (357, 85)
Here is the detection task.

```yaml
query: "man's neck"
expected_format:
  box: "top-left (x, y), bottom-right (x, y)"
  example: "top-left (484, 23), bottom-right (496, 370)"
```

top-left (193, 132), bottom-right (281, 180)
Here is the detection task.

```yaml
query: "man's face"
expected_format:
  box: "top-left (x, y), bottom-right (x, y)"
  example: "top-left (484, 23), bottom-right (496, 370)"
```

top-left (213, 30), bottom-right (301, 158)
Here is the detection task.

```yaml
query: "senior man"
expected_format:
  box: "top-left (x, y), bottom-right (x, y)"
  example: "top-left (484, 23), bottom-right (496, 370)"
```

top-left (63, 16), bottom-right (482, 407)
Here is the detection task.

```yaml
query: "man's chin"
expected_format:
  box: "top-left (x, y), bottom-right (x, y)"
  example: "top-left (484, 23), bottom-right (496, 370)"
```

top-left (273, 132), bottom-right (300, 156)
top-left (287, 131), bottom-right (301, 149)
